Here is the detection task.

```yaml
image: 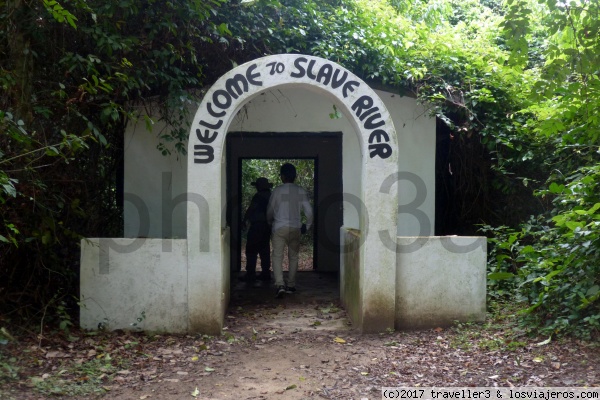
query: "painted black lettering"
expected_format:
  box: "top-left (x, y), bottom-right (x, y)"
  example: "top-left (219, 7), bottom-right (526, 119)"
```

top-left (351, 95), bottom-right (374, 118)
top-left (358, 106), bottom-right (378, 122)
top-left (225, 74), bottom-right (248, 99)
top-left (316, 63), bottom-right (333, 86)
top-left (369, 129), bottom-right (389, 144)
top-left (207, 102), bottom-right (226, 118)
top-left (213, 89), bottom-right (232, 109)
top-left (369, 143), bottom-right (392, 159)
top-left (266, 61), bottom-right (277, 75)
top-left (307, 59), bottom-right (317, 79)
top-left (246, 63), bottom-right (262, 86)
top-left (194, 145), bottom-right (215, 163)
top-left (290, 57), bottom-right (307, 78)
top-left (331, 69), bottom-right (348, 89)
top-left (196, 128), bottom-right (218, 144)
top-left (266, 61), bottom-right (285, 75)
top-left (199, 119), bottom-right (223, 130)
top-left (364, 113), bottom-right (385, 129)
top-left (342, 81), bottom-right (360, 98)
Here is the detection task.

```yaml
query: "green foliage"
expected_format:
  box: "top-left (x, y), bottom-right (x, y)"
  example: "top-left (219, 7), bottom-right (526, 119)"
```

top-left (0, 0), bottom-right (226, 326)
top-left (43, 0), bottom-right (79, 29)
top-left (0, 355), bottom-right (19, 383)
top-left (522, 167), bottom-right (599, 338)
top-left (0, 327), bottom-right (18, 383)
top-left (31, 356), bottom-right (120, 396)
top-left (482, 166), bottom-right (600, 338)
top-left (486, 0), bottom-right (600, 338)
top-left (241, 159), bottom-right (314, 210)
top-left (57, 301), bottom-right (74, 332)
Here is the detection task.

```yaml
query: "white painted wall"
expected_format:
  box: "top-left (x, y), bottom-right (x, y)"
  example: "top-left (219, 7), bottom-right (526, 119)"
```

top-left (80, 238), bottom-right (188, 332)
top-left (395, 236), bottom-right (487, 329)
top-left (124, 116), bottom-right (188, 239)
top-left (124, 88), bottom-right (435, 237)
top-left (79, 235), bottom-right (487, 333)
top-left (376, 91), bottom-right (437, 236)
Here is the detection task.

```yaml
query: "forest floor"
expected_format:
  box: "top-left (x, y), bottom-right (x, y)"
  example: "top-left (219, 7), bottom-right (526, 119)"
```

top-left (1, 259), bottom-right (599, 399)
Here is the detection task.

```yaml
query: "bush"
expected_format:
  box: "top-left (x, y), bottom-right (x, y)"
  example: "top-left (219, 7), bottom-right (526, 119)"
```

top-left (484, 165), bottom-right (600, 339)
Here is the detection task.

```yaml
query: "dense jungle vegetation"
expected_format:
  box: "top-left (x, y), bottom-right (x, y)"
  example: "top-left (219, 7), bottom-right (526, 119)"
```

top-left (1, 0), bottom-right (598, 339)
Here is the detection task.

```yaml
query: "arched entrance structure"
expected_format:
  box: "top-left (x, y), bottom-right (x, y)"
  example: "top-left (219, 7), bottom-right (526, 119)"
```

top-left (187, 54), bottom-right (399, 334)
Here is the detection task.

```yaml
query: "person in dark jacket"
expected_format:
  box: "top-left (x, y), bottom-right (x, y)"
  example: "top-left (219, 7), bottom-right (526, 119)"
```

top-left (240, 177), bottom-right (273, 282)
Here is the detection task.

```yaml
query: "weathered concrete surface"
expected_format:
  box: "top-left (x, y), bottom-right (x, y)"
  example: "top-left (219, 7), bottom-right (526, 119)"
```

top-left (340, 228), bottom-right (362, 328)
top-left (80, 235), bottom-right (487, 334)
top-left (187, 54), bottom-right (399, 335)
top-left (395, 236), bottom-right (487, 329)
top-left (80, 238), bottom-right (188, 332)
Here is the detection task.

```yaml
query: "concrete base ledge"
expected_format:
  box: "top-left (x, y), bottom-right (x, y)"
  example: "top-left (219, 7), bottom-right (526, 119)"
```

top-left (79, 234), bottom-right (487, 334)
top-left (395, 236), bottom-right (487, 329)
top-left (80, 238), bottom-right (188, 332)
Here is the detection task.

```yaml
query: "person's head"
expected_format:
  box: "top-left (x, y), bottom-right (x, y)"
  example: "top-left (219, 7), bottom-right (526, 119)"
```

top-left (251, 177), bottom-right (273, 191)
top-left (280, 163), bottom-right (296, 183)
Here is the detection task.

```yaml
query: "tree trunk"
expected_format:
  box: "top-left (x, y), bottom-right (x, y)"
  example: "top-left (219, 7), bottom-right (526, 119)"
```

top-left (6, 0), bottom-right (34, 126)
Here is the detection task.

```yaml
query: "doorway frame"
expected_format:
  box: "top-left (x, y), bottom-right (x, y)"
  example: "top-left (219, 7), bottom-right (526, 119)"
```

top-left (226, 131), bottom-right (344, 276)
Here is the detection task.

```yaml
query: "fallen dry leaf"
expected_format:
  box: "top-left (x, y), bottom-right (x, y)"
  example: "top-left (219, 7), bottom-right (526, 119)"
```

top-left (2, 271), bottom-right (598, 400)
top-left (45, 351), bottom-right (68, 358)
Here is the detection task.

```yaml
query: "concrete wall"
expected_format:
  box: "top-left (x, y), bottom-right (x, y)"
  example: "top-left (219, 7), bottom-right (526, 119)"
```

top-left (377, 92), bottom-right (436, 236)
top-left (123, 88), bottom-right (435, 238)
top-left (340, 227), bottom-right (362, 327)
top-left (395, 236), bottom-right (487, 329)
top-left (338, 232), bottom-right (487, 331)
top-left (124, 117), bottom-right (189, 239)
top-left (79, 234), bottom-right (487, 333)
top-left (80, 238), bottom-right (188, 332)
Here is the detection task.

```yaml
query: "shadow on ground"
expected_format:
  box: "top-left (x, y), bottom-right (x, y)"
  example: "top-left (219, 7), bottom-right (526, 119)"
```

top-left (228, 271), bottom-right (351, 333)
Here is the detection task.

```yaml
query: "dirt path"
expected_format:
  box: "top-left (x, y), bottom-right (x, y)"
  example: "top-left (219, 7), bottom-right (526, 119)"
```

top-left (1, 272), bottom-right (598, 399)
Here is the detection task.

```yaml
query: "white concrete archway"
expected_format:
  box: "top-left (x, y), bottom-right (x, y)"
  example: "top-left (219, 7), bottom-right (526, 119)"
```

top-left (187, 54), bottom-right (399, 333)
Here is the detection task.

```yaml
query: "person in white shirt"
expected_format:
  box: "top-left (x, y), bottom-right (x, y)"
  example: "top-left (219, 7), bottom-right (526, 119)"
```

top-left (267, 163), bottom-right (313, 298)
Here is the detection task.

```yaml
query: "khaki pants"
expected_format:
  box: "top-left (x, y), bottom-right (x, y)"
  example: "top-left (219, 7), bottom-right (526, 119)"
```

top-left (271, 226), bottom-right (301, 288)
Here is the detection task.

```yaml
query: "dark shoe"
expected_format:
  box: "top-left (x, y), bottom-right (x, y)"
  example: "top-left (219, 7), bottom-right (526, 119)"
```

top-left (258, 273), bottom-right (271, 282)
top-left (285, 286), bottom-right (296, 294)
top-left (275, 285), bottom-right (286, 298)
top-left (239, 273), bottom-right (256, 282)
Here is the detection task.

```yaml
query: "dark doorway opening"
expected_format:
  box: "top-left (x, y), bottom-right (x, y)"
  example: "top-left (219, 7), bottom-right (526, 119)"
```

top-left (239, 158), bottom-right (315, 275)
top-left (226, 132), bottom-right (343, 278)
